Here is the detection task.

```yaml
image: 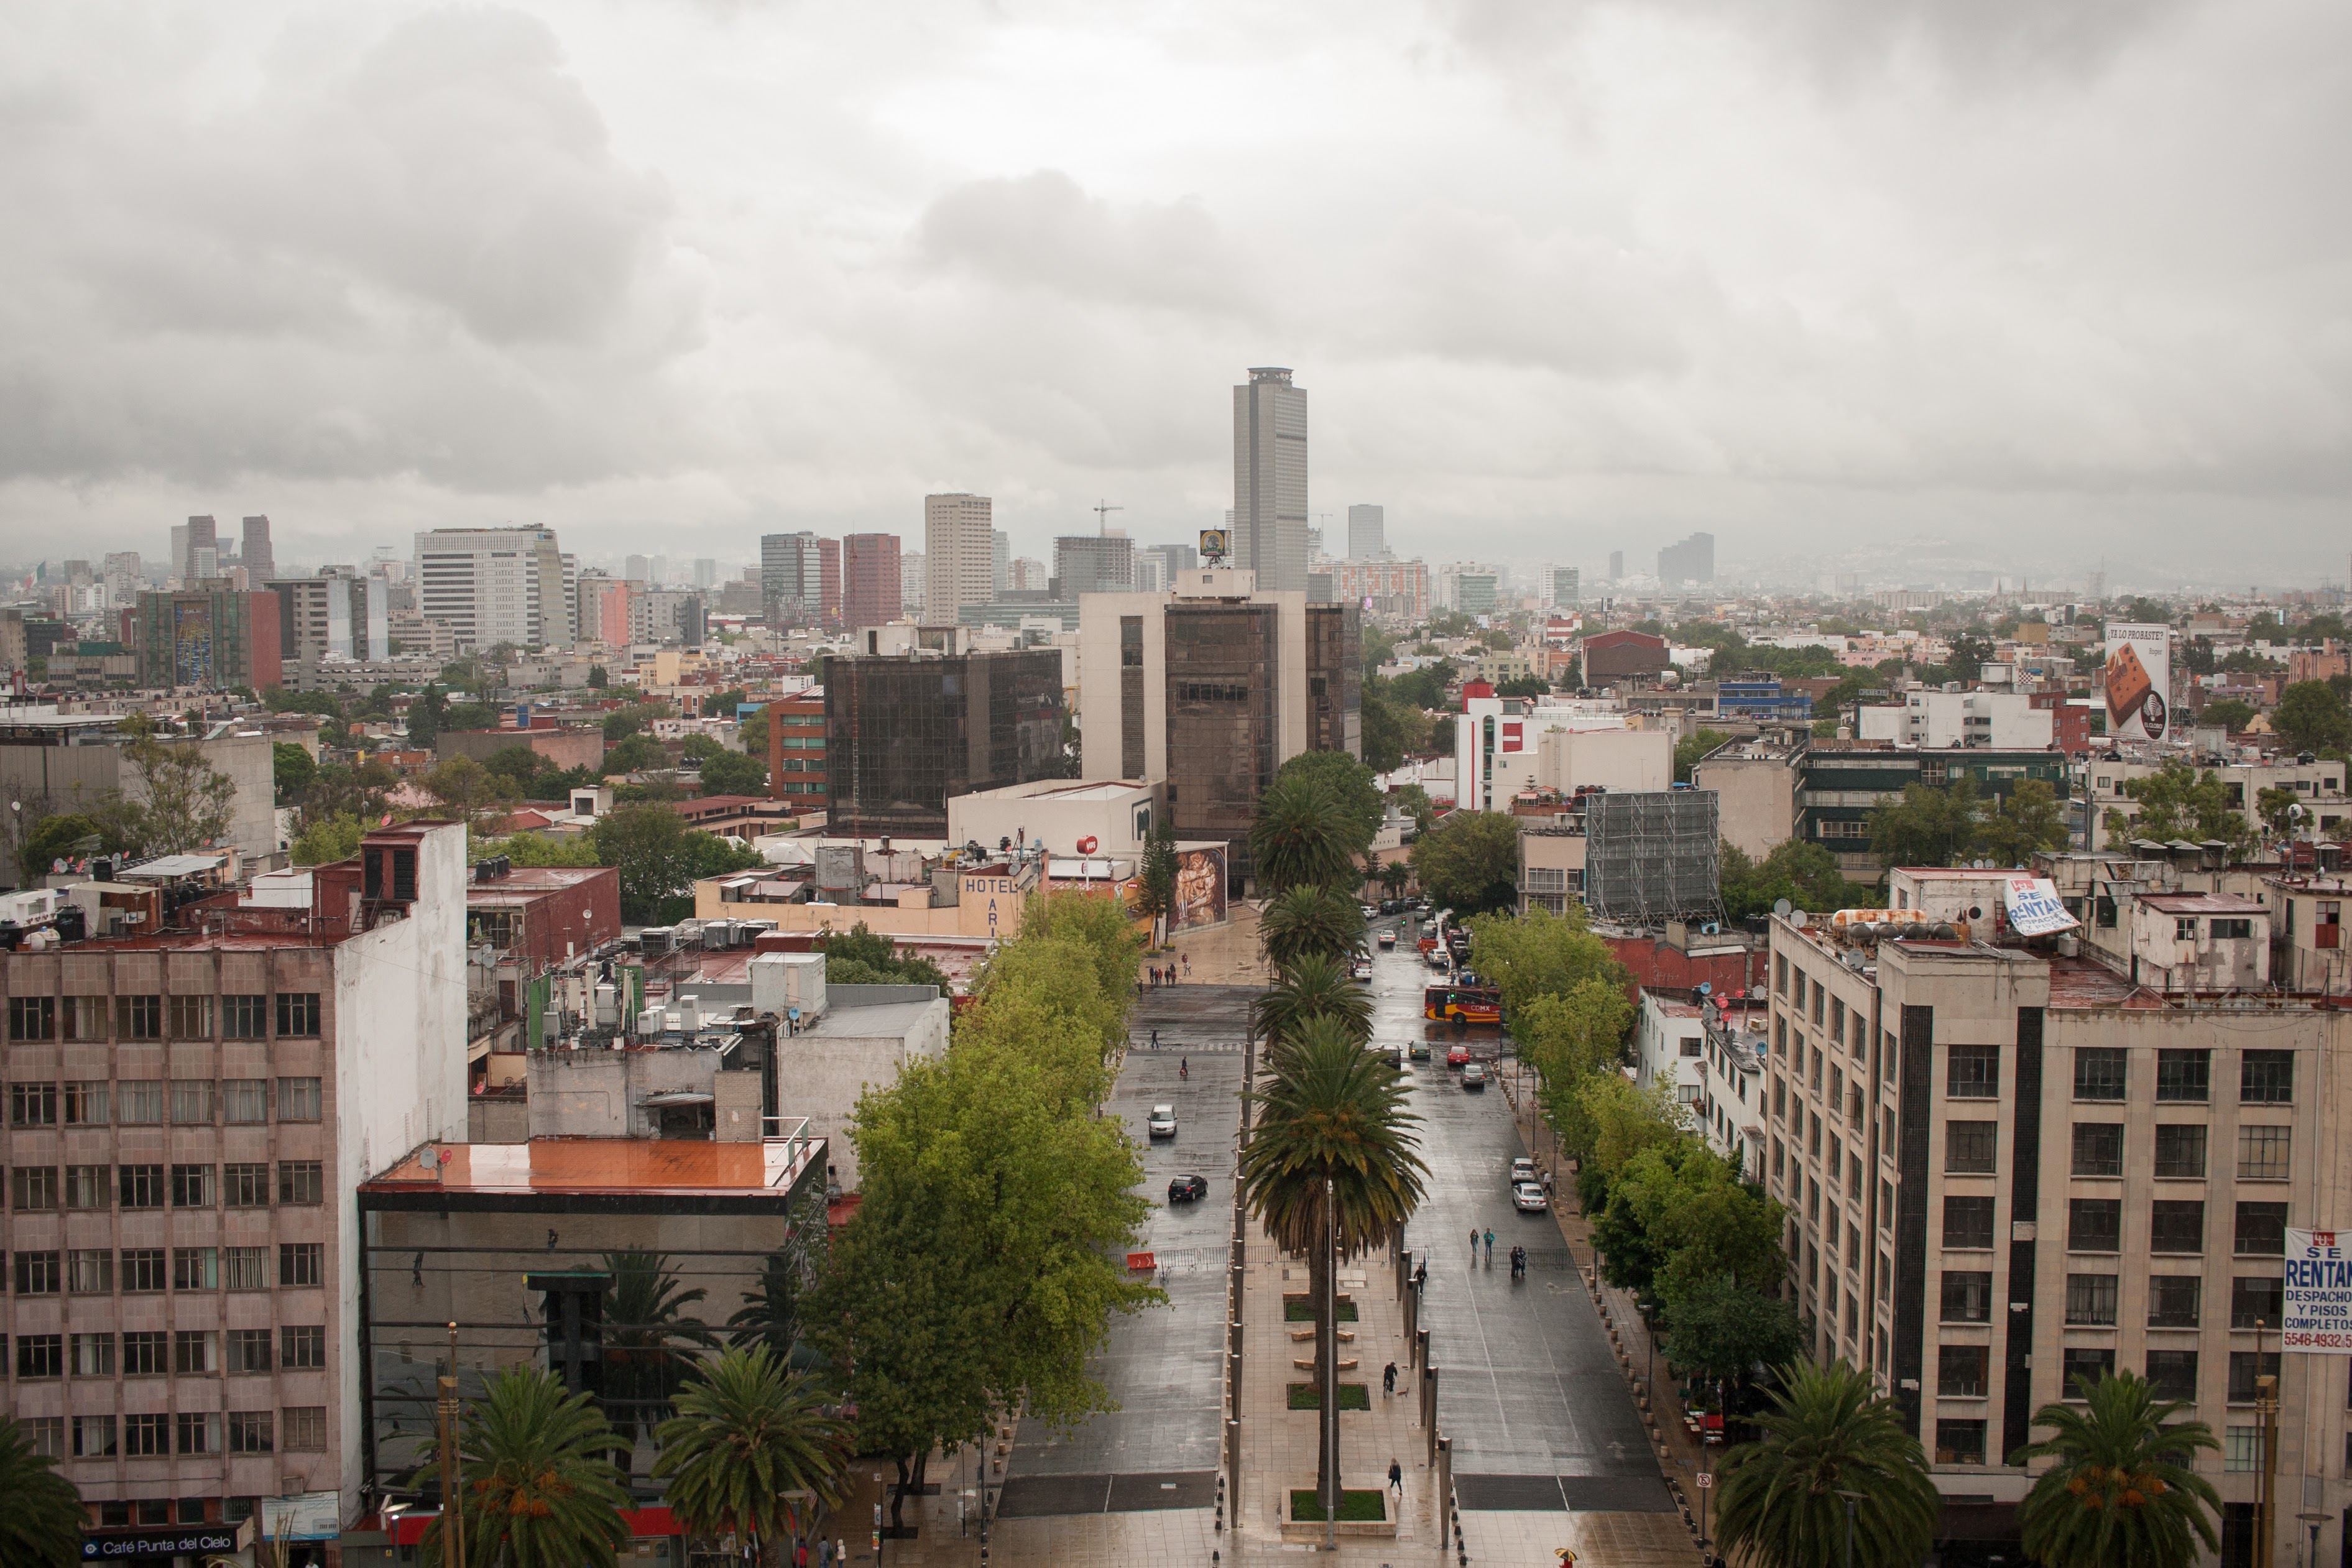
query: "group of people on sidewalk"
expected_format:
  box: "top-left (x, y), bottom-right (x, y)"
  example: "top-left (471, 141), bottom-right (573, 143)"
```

top-left (1141, 955), bottom-right (1190, 987)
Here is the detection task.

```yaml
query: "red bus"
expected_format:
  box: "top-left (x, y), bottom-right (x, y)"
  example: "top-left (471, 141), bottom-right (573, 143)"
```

top-left (1424, 985), bottom-right (1501, 1025)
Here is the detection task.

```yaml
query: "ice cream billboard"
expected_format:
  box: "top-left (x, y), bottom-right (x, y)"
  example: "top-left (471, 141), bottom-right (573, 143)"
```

top-left (2102, 624), bottom-right (2171, 742)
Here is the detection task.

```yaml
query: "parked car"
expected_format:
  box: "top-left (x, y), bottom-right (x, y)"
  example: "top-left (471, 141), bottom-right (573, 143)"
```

top-left (1446, 1045), bottom-right (1471, 1069)
top-left (1426, 949), bottom-right (1451, 970)
top-left (1350, 957), bottom-right (1374, 982)
top-left (1409, 1040), bottom-right (1431, 1061)
top-left (1147, 1104), bottom-right (1178, 1138)
top-left (1377, 931), bottom-right (1398, 950)
top-left (1169, 1174), bottom-right (1209, 1203)
top-left (1360, 903), bottom-right (1379, 919)
top-left (1512, 1180), bottom-right (1548, 1212)
top-left (1461, 1062), bottom-right (1489, 1090)
top-left (1380, 899), bottom-right (1401, 915)
top-left (1510, 1157), bottom-right (1538, 1187)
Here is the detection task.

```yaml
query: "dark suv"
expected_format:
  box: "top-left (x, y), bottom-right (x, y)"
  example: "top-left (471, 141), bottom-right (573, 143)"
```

top-left (1168, 1174), bottom-right (1209, 1204)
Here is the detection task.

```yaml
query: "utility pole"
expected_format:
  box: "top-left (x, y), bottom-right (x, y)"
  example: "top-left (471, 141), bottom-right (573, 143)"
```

top-left (1092, 500), bottom-right (1123, 537)
top-left (1324, 1175), bottom-right (1339, 1551)
top-left (438, 1321), bottom-right (468, 1568)
top-left (2257, 1313), bottom-right (2277, 1568)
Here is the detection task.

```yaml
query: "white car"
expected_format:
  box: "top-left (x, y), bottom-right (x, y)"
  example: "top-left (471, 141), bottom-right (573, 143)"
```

top-left (1146, 1104), bottom-right (1177, 1138)
top-left (1513, 1181), bottom-right (1549, 1213)
top-left (1350, 957), bottom-right (1374, 982)
top-left (1360, 903), bottom-right (1379, 919)
top-left (1510, 1157), bottom-right (1538, 1188)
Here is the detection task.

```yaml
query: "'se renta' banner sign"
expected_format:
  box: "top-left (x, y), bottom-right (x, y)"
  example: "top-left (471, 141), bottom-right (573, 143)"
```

top-left (2284, 1229), bottom-right (2352, 1352)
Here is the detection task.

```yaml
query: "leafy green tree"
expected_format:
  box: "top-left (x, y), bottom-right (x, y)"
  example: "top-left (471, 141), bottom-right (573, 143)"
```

top-left (1275, 750), bottom-right (1385, 850)
top-left (299, 759), bottom-right (396, 831)
top-left (18, 808), bottom-right (110, 875)
top-left (2274, 680), bottom-right (2352, 753)
top-left (1409, 810), bottom-right (1519, 913)
top-left (1252, 951), bottom-right (1374, 1046)
top-left (2101, 763), bottom-right (2251, 855)
top-left (272, 742), bottom-right (316, 806)
top-left (814, 922), bottom-right (952, 994)
top-left (290, 813), bottom-right (366, 867)
top-left (1016, 890), bottom-right (1144, 1021)
top-left (422, 754), bottom-right (519, 824)
top-left (1358, 678), bottom-right (1423, 772)
top-left (2258, 784), bottom-right (2302, 838)
top-left (1870, 775), bottom-right (1984, 871)
top-left (1674, 726), bottom-right (1730, 784)
top-left (699, 686), bottom-right (750, 717)
top-left (0, 1415), bottom-right (85, 1568)
top-left (1567, 1074), bottom-right (1688, 1208)
top-left (1514, 979), bottom-right (1633, 1110)
top-left (1133, 817), bottom-right (1178, 926)
top-left (2012, 1370), bottom-right (2221, 1568)
top-left (1388, 663), bottom-right (1452, 713)
top-left (474, 831), bottom-right (603, 868)
top-left (106, 722), bottom-right (238, 855)
top-left (1720, 839), bottom-right (1872, 921)
top-left (405, 685), bottom-right (448, 746)
top-left (591, 804), bottom-right (752, 923)
top-left (1240, 1016), bottom-right (1427, 1503)
top-left (1713, 1359), bottom-right (1941, 1568)
top-left (599, 1250), bottom-right (718, 1475)
top-left (654, 1345), bottom-right (851, 1564)
top-left (1462, 905), bottom-right (1625, 1017)
top-left (1975, 778), bottom-right (2072, 866)
top-left (415, 1364), bottom-right (633, 1568)
top-left (696, 749), bottom-right (768, 796)
top-left (605, 732), bottom-right (666, 774)
top-left (1261, 884), bottom-right (1367, 971)
top-left (1590, 1140), bottom-right (1785, 1304)
top-left (2198, 698), bottom-right (2256, 733)
top-left (1378, 860), bottom-right (1410, 897)
top-left (1250, 775), bottom-right (1362, 893)
top-left (482, 743), bottom-right (552, 793)
top-left (586, 664), bottom-right (609, 688)
top-left (1661, 1273), bottom-right (1804, 1388)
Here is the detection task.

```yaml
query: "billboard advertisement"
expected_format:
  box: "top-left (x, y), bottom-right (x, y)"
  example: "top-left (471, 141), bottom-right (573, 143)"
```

top-left (1170, 844), bottom-right (1228, 930)
top-left (2283, 1229), bottom-right (2352, 1352)
top-left (2102, 624), bottom-right (2172, 742)
top-left (172, 601), bottom-right (214, 688)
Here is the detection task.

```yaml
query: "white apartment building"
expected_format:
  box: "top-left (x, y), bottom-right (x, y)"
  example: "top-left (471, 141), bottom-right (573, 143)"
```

top-left (1633, 991), bottom-right (1708, 1114)
top-left (412, 527), bottom-right (567, 650)
top-left (1858, 689), bottom-right (2055, 750)
top-left (1454, 697), bottom-right (1665, 814)
top-left (1764, 893), bottom-right (2352, 1561)
top-left (922, 494), bottom-right (995, 624)
top-left (2088, 756), bottom-right (2347, 842)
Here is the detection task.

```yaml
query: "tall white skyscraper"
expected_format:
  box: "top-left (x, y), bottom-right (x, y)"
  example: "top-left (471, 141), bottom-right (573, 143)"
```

top-left (1233, 367), bottom-right (1308, 593)
top-left (413, 526), bottom-right (569, 648)
top-left (992, 529), bottom-right (1011, 595)
top-left (1347, 504), bottom-right (1385, 561)
top-left (924, 493), bottom-right (995, 623)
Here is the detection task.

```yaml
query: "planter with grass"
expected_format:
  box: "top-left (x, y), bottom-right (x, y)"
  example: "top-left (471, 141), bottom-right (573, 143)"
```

top-left (1281, 1485), bottom-right (1395, 1541)
top-left (1283, 1294), bottom-right (1357, 1323)
top-left (1286, 1383), bottom-right (1371, 1411)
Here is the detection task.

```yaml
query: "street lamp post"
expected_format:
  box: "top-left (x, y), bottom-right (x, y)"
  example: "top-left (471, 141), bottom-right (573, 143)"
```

top-left (1836, 1489), bottom-right (1867, 1568)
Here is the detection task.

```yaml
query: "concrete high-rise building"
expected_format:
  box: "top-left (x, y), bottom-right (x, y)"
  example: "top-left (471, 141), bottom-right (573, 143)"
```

top-left (624, 555), bottom-right (652, 584)
top-left (1658, 532), bottom-right (1715, 585)
top-left (1347, 504), bottom-right (1386, 561)
top-left (271, 571), bottom-right (390, 666)
top-left (1334, 559), bottom-right (1430, 622)
top-left (169, 524), bottom-right (189, 583)
top-left (177, 515), bottom-right (218, 581)
top-left (132, 584), bottom-right (283, 689)
top-left (826, 648), bottom-right (1066, 836)
top-left (817, 538), bottom-right (842, 627)
top-left (923, 493), bottom-right (995, 624)
top-left (759, 532), bottom-right (821, 626)
top-left (239, 517), bottom-right (275, 582)
top-left (842, 534), bottom-right (903, 630)
top-left (992, 530), bottom-right (1012, 596)
top-left (900, 551), bottom-right (925, 614)
top-left (413, 527), bottom-right (569, 650)
top-left (1551, 567), bottom-right (1580, 608)
top-left (1232, 368), bottom-right (1308, 593)
top-left (693, 558), bottom-right (719, 589)
top-left (1051, 535), bottom-right (1134, 598)
top-left (1609, 551), bottom-right (1624, 582)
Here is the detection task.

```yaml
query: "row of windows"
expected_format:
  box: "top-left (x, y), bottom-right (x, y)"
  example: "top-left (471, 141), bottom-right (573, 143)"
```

top-left (6, 1161), bottom-right (323, 1212)
top-left (9, 1243), bottom-right (324, 1294)
top-left (8, 1076), bottom-right (321, 1127)
top-left (12, 1326), bottom-right (325, 1378)
top-left (1940, 1120), bottom-right (2292, 1181)
top-left (7, 1408), bottom-right (327, 1457)
top-left (1935, 1342), bottom-right (2279, 1404)
top-left (1940, 1196), bottom-right (2287, 1255)
top-left (1944, 1044), bottom-right (2293, 1105)
top-left (7, 994), bottom-right (321, 1043)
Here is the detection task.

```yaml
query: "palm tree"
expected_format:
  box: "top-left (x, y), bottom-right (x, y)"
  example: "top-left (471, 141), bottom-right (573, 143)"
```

top-left (1713, 1358), bottom-right (1941, 1568)
top-left (0, 1416), bottom-right (84, 1568)
top-left (601, 1250), bottom-right (718, 1474)
top-left (2012, 1370), bottom-right (2221, 1568)
top-left (1249, 775), bottom-right (1358, 893)
top-left (726, 1250), bottom-right (809, 1367)
top-left (1240, 1017), bottom-right (1428, 1504)
top-left (1379, 862), bottom-right (1410, 899)
top-left (1252, 951), bottom-right (1374, 1047)
top-left (417, 1364), bottom-right (633, 1568)
top-left (1261, 883), bottom-right (1367, 971)
top-left (654, 1345), bottom-right (854, 1566)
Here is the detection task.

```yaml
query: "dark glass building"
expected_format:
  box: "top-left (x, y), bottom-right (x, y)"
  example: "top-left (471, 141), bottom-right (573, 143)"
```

top-left (1165, 603), bottom-right (1280, 874)
top-left (826, 650), bottom-right (1066, 836)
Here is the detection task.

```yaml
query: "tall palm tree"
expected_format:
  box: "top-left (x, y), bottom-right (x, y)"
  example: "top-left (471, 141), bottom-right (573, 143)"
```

top-left (1249, 776), bottom-right (1358, 893)
top-left (2012, 1370), bottom-right (2221, 1568)
top-left (601, 1250), bottom-right (718, 1473)
top-left (0, 1416), bottom-right (84, 1568)
top-left (1252, 951), bottom-right (1374, 1047)
top-left (416, 1363), bottom-right (633, 1568)
top-left (654, 1345), bottom-right (854, 1566)
top-left (1713, 1358), bottom-right (1941, 1568)
top-left (1380, 862), bottom-right (1410, 898)
top-left (1240, 1017), bottom-right (1428, 1503)
top-left (1261, 884), bottom-right (1367, 971)
top-left (726, 1250), bottom-right (810, 1367)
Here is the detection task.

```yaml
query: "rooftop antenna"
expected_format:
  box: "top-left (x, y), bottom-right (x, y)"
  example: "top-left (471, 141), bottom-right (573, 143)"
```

top-left (1092, 499), bottom-right (1123, 537)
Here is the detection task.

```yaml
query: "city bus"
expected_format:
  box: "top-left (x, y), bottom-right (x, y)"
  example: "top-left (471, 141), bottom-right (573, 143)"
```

top-left (1423, 984), bottom-right (1502, 1025)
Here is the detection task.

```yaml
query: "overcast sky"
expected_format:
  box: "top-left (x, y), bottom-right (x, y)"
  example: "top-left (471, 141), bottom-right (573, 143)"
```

top-left (2, 0), bottom-right (2346, 589)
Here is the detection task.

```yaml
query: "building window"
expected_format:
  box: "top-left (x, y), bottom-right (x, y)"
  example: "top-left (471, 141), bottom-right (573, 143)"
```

top-left (73, 1416), bottom-right (118, 1459)
top-left (175, 1412), bottom-right (220, 1455)
top-left (8, 996), bottom-right (57, 1041)
top-left (170, 1163), bottom-right (214, 1207)
top-left (2241, 1051), bottom-right (2294, 1105)
top-left (226, 1411), bottom-right (274, 1455)
top-left (2150, 1200), bottom-right (2205, 1255)
top-left (1775, 954), bottom-right (1786, 994)
top-left (172, 1247), bottom-right (218, 1291)
top-left (116, 995), bottom-right (163, 1040)
top-left (2149, 1276), bottom-right (2202, 1328)
top-left (1939, 1344), bottom-right (1990, 1396)
top-left (1945, 1122), bottom-right (1997, 1174)
top-left (2155, 1049), bottom-right (2210, 1103)
top-left (2226, 1427), bottom-right (2266, 1472)
top-left (120, 1248), bottom-right (167, 1292)
top-left (2065, 1274), bottom-right (2119, 1326)
top-left (2153, 1125), bottom-right (2207, 1179)
top-left (1940, 1272), bottom-right (1993, 1322)
top-left (170, 1079), bottom-right (214, 1124)
top-left (64, 1164), bottom-right (106, 1209)
top-left (2228, 1351), bottom-right (2281, 1406)
top-left (1944, 1197), bottom-right (1996, 1251)
top-left (1935, 1419), bottom-right (1988, 1466)
top-left (280, 1243), bottom-right (325, 1287)
top-left (2068, 1198), bottom-right (2123, 1253)
top-left (281, 1407), bottom-right (328, 1452)
top-left (2235, 1202), bottom-right (2289, 1257)
top-left (166, 994), bottom-right (212, 1040)
top-left (281, 1324), bottom-right (326, 1369)
top-left (9, 1081), bottom-right (58, 1127)
top-left (275, 992), bottom-right (322, 1037)
top-left (60, 996), bottom-right (106, 1041)
top-left (2062, 1346), bottom-right (2116, 1395)
top-left (224, 1247), bottom-right (268, 1291)
top-left (67, 1249), bottom-right (113, 1294)
top-left (2073, 1048), bottom-right (2128, 1101)
top-left (2145, 1350), bottom-right (2199, 1402)
top-left (1947, 1046), bottom-right (1999, 1100)
top-left (224, 1163), bottom-right (270, 1207)
top-left (122, 1414), bottom-right (170, 1457)
top-left (222, 994), bottom-right (268, 1038)
top-left (277, 1077), bottom-right (323, 1121)
top-left (9, 1164), bottom-right (58, 1211)
top-left (2237, 1126), bottom-right (2291, 1181)
top-left (173, 1330), bottom-right (218, 1374)
top-left (119, 1163), bottom-right (165, 1208)
top-left (121, 1331), bottom-right (166, 1375)
top-left (116, 1079), bottom-right (162, 1123)
top-left (13, 1250), bottom-right (62, 1294)
top-left (222, 1079), bottom-right (268, 1124)
top-left (2067, 1122), bottom-right (2126, 1177)
top-left (63, 1081), bottom-right (109, 1125)
top-left (226, 1329), bottom-right (273, 1374)
top-left (277, 1161), bottom-right (324, 1206)
top-left (15, 1333), bottom-right (63, 1378)
top-left (2231, 1276), bottom-right (2285, 1329)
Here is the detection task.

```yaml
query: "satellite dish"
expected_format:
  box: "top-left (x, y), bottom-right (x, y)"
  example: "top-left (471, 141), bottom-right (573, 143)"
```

top-left (1697, 982), bottom-right (1712, 996)
top-left (418, 1146), bottom-right (440, 1170)
top-left (1773, 898), bottom-right (1792, 918)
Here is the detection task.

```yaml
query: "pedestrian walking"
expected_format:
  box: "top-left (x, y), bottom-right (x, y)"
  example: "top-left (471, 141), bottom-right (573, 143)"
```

top-left (818, 1539), bottom-right (834, 1568)
top-left (1388, 1458), bottom-right (1404, 1497)
top-left (1383, 1361), bottom-right (1398, 1397)
top-left (795, 1538), bottom-right (809, 1567)
top-left (1483, 1227), bottom-right (1495, 1266)
top-left (1542, 1168), bottom-right (1555, 1199)
top-left (1469, 1225), bottom-right (1479, 1263)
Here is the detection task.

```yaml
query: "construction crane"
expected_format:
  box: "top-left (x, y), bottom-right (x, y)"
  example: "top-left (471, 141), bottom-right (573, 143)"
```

top-left (1092, 499), bottom-right (1123, 537)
